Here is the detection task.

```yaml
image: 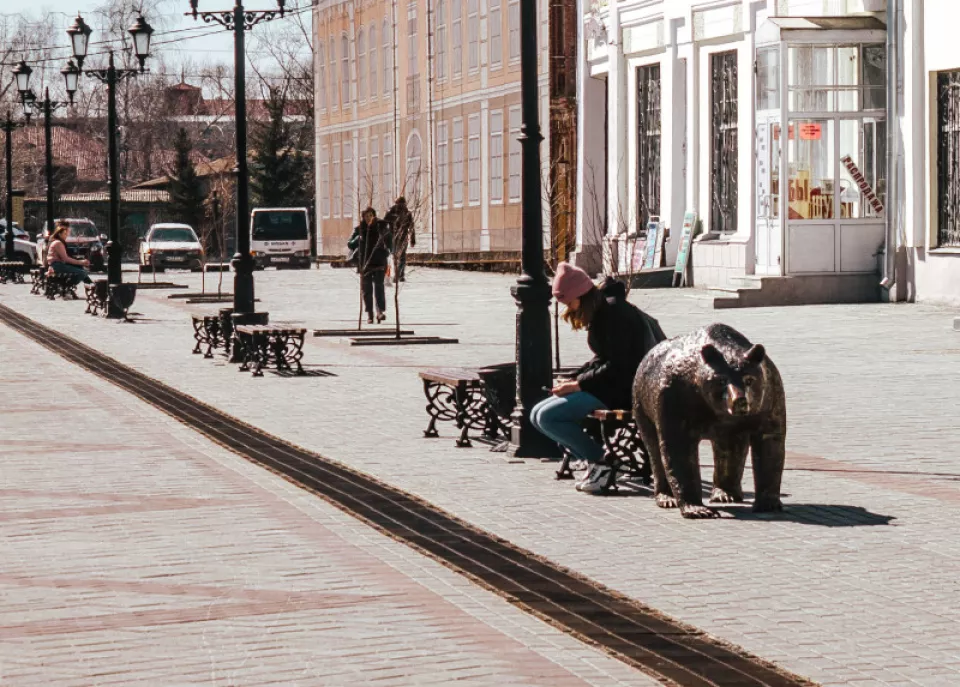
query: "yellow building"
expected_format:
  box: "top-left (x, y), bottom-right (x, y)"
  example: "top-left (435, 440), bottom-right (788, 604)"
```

top-left (314, 0), bottom-right (576, 260)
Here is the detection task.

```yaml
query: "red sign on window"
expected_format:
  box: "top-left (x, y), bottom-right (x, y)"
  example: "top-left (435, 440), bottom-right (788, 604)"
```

top-left (799, 123), bottom-right (822, 140)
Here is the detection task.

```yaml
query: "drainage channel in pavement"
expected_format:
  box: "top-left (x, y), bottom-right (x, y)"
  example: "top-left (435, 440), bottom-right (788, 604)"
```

top-left (0, 302), bottom-right (816, 687)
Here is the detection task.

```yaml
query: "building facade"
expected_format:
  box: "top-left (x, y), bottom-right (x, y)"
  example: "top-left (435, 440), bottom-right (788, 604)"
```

top-left (577, 0), bottom-right (900, 305)
top-left (313, 0), bottom-right (577, 260)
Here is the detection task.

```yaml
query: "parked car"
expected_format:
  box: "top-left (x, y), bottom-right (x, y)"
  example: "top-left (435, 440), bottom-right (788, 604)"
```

top-left (0, 219), bottom-right (39, 266)
top-left (36, 218), bottom-right (106, 271)
top-left (139, 223), bottom-right (204, 272)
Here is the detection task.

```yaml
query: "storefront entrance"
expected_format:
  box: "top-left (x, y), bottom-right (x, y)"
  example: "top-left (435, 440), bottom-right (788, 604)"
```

top-left (755, 18), bottom-right (887, 277)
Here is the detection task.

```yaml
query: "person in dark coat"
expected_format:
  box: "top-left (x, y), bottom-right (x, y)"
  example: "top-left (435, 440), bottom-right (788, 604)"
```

top-left (530, 262), bottom-right (667, 493)
top-left (348, 207), bottom-right (393, 323)
top-left (384, 196), bottom-right (414, 282)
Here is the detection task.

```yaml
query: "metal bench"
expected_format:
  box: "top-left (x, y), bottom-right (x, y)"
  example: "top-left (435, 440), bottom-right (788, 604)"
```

top-left (553, 409), bottom-right (652, 489)
top-left (44, 272), bottom-right (80, 300)
top-left (191, 312), bottom-right (222, 358)
top-left (234, 324), bottom-right (307, 376)
top-left (82, 281), bottom-right (136, 319)
top-left (30, 266), bottom-right (47, 294)
top-left (0, 260), bottom-right (27, 284)
top-left (418, 368), bottom-right (501, 448)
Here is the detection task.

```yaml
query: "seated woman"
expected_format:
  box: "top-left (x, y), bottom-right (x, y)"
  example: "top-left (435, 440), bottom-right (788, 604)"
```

top-left (531, 262), bottom-right (666, 494)
top-left (46, 220), bottom-right (92, 284)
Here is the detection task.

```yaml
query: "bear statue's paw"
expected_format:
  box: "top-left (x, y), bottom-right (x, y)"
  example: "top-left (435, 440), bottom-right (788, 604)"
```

top-left (656, 493), bottom-right (679, 509)
top-left (679, 503), bottom-right (721, 519)
top-left (752, 496), bottom-right (784, 513)
top-left (709, 487), bottom-right (744, 504)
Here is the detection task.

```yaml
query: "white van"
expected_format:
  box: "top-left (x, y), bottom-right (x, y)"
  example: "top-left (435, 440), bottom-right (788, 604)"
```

top-left (250, 207), bottom-right (311, 269)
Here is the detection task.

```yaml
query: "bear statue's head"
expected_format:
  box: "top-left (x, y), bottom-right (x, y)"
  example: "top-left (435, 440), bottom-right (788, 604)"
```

top-left (699, 342), bottom-right (767, 418)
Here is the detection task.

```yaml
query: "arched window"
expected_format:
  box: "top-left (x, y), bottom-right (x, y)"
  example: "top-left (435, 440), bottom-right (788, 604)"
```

top-left (435, 0), bottom-right (447, 82)
top-left (383, 20), bottom-right (393, 98)
top-left (341, 33), bottom-right (350, 105)
top-left (317, 42), bottom-right (327, 110)
top-left (369, 24), bottom-right (378, 100)
top-left (405, 131), bottom-right (423, 200)
top-left (357, 29), bottom-right (367, 102)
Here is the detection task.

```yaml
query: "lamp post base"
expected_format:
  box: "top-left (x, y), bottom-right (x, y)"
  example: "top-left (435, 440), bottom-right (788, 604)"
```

top-left (509, 278), bottom-right (561, 459)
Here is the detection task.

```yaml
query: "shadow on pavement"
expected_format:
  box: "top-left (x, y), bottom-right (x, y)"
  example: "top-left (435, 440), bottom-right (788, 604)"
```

top-left (720, 503), bottom-right (896, 527)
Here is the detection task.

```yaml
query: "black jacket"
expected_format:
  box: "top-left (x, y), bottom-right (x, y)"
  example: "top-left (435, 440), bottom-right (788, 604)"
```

top-left (575, 278), bottom-right (667, 410)
top-left (385, 203), bottom-right (415, 249)
top-left (351, 219), bottom-right (392, 273)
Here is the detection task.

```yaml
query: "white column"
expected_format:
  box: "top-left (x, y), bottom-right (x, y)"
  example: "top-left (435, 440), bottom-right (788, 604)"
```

top-left (606, 4), bottom-right (627, 236)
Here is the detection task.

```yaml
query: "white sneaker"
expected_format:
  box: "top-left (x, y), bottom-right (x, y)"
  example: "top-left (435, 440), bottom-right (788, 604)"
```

top-left (576, 463), bottom-right (617, 494)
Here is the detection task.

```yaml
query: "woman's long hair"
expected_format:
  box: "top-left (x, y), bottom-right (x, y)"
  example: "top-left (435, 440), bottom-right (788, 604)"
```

top-left (561, 285), bottom-right (603, 331)
top-left (50, 222), bottom-right (69, 243)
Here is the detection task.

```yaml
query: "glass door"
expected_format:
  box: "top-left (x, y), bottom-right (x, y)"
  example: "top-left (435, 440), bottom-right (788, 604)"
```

top-left (755, 116), bottom-right (782, 274)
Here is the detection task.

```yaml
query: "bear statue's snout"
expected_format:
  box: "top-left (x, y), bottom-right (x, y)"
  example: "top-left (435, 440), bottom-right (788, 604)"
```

top-left (726, 385), bottom-right (749, 416)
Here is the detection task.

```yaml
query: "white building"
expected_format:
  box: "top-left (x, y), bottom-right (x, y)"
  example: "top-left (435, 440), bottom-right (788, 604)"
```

top-left (575, 0), bottom-right (909, 306)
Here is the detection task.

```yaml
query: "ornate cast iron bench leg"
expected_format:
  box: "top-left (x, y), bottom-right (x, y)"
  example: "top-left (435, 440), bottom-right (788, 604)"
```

top-left (555, 449), bottom-right (578, 480)
top-left (192, 319), bottom-right (207, 355)
top-left (454, 383), bottom-right (472, 448)
top-left (236, 331), bottom-right (253, 372)
top-left (250, 332), bottom-right (269, 377)
top-left (422, 379), bottom-right (441, 438)
top-left (284, 332), bottom-right (306, 375)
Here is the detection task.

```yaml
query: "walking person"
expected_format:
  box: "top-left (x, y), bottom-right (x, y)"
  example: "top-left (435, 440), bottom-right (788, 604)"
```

top-left (530, 263), bottom-right (666, 493)
top-left (46, 219), bottom-right (92, 284)
top-left (348, 207), bottom-right (392, 324)
top-left (385, 196), bottom-right (414, 282)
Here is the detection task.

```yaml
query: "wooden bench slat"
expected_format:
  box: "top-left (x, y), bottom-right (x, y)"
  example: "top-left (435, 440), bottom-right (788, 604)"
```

top-left (419, 368), bottom-right (481, 384)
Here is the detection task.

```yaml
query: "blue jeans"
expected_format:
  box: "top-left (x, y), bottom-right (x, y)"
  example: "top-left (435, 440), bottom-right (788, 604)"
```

top-left (51, 262), bottom-right (92, 284)
top-left (530, 391), bottom-right (608, 463)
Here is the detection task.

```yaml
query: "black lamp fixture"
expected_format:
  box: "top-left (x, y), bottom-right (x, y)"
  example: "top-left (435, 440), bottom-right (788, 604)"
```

top-left (127, 15), bottom-right (155, 71)
top-left (65, 14), bottom-right (93, 69)
top-left (12, 61), bottom-right (32, 94)
top-left (61, 60), bottom-right (81, 102)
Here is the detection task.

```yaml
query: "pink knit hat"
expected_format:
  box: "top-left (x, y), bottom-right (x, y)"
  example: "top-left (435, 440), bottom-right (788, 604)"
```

top-left (552, 262), bottom-right (595, 305)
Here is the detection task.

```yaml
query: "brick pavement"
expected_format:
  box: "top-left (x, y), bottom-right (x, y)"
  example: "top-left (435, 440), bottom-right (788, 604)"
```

top-left (0, 322), bottom-right (653, 686)
top-left (3, 267), bottom-right (960, 685)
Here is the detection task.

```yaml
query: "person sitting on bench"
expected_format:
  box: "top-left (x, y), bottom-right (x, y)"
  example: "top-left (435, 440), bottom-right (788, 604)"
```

top-left (47, 220), bottom-right (92, 284)
top-left (530, 262), bottom-right (666, 494)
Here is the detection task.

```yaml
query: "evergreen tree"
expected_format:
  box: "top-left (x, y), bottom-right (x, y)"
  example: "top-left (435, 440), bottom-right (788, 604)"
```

top-left (167, 128), bottom-right (206, 230)
top-left (249, 87), bottom-right (311, 207)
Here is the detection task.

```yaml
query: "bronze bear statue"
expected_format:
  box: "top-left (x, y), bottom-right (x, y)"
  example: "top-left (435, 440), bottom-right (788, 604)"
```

top-left (632, 323), bottom-right (786, 519)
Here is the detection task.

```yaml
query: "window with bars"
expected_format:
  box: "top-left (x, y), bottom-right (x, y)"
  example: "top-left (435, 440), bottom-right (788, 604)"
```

top-left (710, 50), bottom-right (738, 235)
top-left (636, 64), bottom-right (661, 231)
top-left (408, 5), bottom-right (418, 77)
top-left (453, 118), bottom-right (464, 206)
top-left (508, 0), bottom-right (519, 62)
top-left (452, 0), bottom-right (462, 77)
top-left (332, 143), bottom-right (341, 217)
top-left (508, 106), bottom-right (521, 201)
top-left (468, 115), bottom-right (480, 204)
top-left (467, 0), bottom-right (479, 73)
top-left (320, 145), bottom-right (330, 218)
top-left (490, 110), bottom-right (504, 203)
top-left (436, 0), bottom-right (447, 81)
top-left (341, 34), bottom-right (351, 106)
top-left (938, 70), bottom-right (960, 247)
top-left (436, 122), bottom-right (449, 208)
top-left (489, 0), bottom-right (502, 69)
top-left (369, 26), bottom-right (378, 100)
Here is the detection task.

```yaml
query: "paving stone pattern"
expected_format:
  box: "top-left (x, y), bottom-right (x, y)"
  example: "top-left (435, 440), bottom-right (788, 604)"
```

top-left (3, 267), bottom-right (960, 686)
top-left (0, 323), bottom-right (653, 686)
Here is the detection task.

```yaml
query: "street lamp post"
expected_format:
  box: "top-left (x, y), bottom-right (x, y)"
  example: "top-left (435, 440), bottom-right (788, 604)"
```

top-left (63, 14), bottom-right (153, 317)
top-left (2, 111), bottom-right (27, 261)
top-left (186, 0), bottom-right (286, 325)
top-left (13, 63), bottom-right (71, 246)
top-left (509, 0), bottom-right (559, 457)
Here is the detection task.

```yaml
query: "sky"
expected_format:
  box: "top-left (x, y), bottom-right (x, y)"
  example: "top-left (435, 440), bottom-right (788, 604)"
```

top-left (8, 0), bottom-right (311, 80)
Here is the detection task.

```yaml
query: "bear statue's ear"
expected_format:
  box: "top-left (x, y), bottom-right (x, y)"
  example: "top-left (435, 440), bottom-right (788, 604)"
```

top-left (745, 344), bottom-right (766, 366)
top-left (700, 344), bottom-right (726, 368)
